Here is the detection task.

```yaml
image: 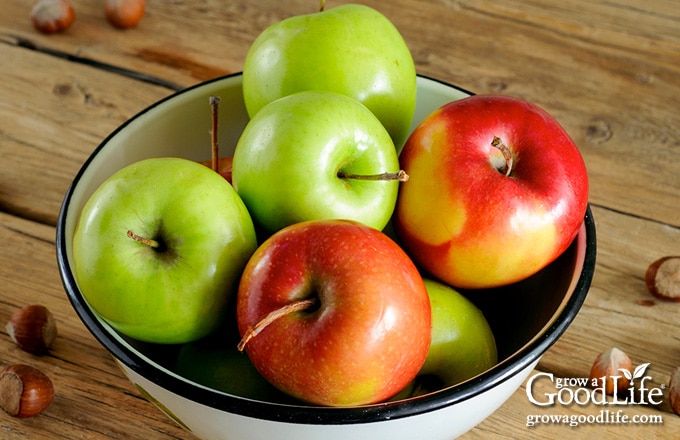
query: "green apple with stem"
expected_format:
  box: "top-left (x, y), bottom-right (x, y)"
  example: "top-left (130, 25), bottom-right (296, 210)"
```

top-left (242, 2), bottom-right (417, 148)
top-left (72, 157), bottom-right (258, 344)
top-left (175, 338), bottom-right (296, 403)
top-left (232, 91), bottom-right (407, 234)
top-left (416, 279), bottom-right (498, 391)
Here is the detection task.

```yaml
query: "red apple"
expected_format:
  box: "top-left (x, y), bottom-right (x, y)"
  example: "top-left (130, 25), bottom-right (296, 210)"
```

top-left (199, 156), bottom-right (233, 183)
top-left (394, 94), bottom-right (588, 289)
top-left (236, 219), bottom-right (431, 406)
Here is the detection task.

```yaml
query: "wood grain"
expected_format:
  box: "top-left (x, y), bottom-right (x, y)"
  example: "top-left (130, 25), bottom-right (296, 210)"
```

top-left (0, 0), bottom-right (678, 439)
top-left (1, 0), bottom-right (678, 228)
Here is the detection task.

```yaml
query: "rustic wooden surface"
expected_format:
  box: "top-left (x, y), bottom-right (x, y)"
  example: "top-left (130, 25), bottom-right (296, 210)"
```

top-left (0, 1), bottom-right (678, 439)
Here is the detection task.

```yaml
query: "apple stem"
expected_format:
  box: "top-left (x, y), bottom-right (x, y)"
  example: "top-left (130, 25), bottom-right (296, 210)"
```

top-left (337, 170), bottom-right (410, 182)
top-left (210, 96), bottom-right (221, 173)
top-left (319, 0), bottom-right (325, 12)
top-left (491, 136), bottom-right (513, 177)
top-left (126, 230), bottom-right (161, 249)
top-left (237, 298), bottom-right (318, 352)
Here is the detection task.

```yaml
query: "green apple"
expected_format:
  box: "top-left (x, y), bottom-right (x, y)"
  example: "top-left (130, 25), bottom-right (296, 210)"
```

top-left (417, 279), bottom-right (498, 390)
top-left (175, 339), bottom-right (296, 403)
top-left (242, 3), bottom-right (416, 148)
top-left (231, 91), bottom-right (404, 234)
top-left (72, 157), bottom-right (258, 344)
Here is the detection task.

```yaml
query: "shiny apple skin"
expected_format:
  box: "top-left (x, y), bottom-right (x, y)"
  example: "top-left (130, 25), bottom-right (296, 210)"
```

top-left (394, 95), bottom-right (589, 289)
top-left (236, 220), bottom-right (431, 407)
top-left (232, 91), bottom-right (400, 234)
top-left (418, 279), bottom-right (497, 389)
top-left (242, 4), bottom-right (416, 148)
top-left (72, 158), bottom-right (258, 343)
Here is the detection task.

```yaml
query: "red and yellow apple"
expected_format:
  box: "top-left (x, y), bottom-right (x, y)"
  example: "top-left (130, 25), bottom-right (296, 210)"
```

top-left (394, 94), bottom-right (588, 289)
top-left (236, 219), bottom-right (431, 406)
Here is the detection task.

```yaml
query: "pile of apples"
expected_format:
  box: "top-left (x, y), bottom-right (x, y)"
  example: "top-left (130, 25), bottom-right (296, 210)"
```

top-left (71, 3), bottom-right (589, 407)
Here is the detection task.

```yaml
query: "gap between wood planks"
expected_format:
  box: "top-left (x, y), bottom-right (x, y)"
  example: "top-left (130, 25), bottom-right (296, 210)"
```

top-left (0, 32), bottom-right (184, 92)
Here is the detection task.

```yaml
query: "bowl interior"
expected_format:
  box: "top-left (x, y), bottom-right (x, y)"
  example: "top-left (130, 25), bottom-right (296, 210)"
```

top-left (57, 73), bottom-right (595, 423)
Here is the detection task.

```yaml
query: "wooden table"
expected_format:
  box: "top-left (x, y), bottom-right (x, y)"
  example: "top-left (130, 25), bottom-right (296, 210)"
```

top-left (1, 1), bottom-right (678, 439)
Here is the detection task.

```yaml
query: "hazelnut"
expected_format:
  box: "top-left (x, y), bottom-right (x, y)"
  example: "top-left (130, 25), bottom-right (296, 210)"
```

top-left (646, 256), bottom-right (680, 302)
top-left (6, 304), bottom-right (57, 355)
top-left (0, 364), bottom-right (54, 418)
top-left (589, 347), bottom-right (632, 395)
top-left (670, 367), bottom-right (680, 417)
top-left (30, 0), bottom-right (76, 34)
top-left (104, 0), bottom-right (145, 29)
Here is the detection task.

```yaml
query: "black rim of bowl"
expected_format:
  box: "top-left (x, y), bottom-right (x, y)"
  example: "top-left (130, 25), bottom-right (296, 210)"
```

top-left (56, 72), bottom-right (597, 425)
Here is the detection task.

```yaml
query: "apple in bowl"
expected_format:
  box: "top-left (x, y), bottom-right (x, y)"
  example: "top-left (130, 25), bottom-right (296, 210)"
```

top-left (232, 91), bottom-right (405, 234)
top-left (394, 94), bottom-right (589, 289)
top-left (56, 73), bottom-right (596, 440)
top-left (71, 157), bottom-right (258, 344)
top-left (417, 278), bottom-right (498, 391)
top-left (242, 3), bottom-right (416, 148)
top-left (236, 219), bottom-right (432, 407)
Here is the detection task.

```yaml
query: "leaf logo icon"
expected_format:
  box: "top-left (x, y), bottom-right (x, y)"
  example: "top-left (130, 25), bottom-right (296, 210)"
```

top-left (621, 363), bottom-right (650, 384)
top-left (633, 363), bottom-right (650, 380)
top-left (620, 368), bottom-right (632, 381)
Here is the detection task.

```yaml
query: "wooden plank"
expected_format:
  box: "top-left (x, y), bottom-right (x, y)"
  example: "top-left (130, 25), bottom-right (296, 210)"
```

top-left (1, 0), bottom-right (678, 226)
top-left (0, 212), bottom-right (188, 439)
top-left (539, 204), bottom-right (680, 377)
top-left (0, 203), bottom-right (677, 438)
top-left (400, 1), bottom-right (680, 226)
top-left (467, 204), bottom-right (680, 438)
top-left (0, 43), bottom-right (172, 225)
top-left (0, 1), bottom-right (678, 436)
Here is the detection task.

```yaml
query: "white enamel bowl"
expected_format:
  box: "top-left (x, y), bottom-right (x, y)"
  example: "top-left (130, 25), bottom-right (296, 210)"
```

top-left (56, 74), bottom-right (596, 440)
